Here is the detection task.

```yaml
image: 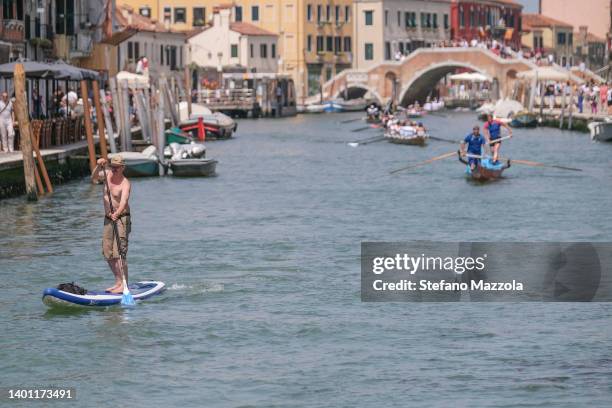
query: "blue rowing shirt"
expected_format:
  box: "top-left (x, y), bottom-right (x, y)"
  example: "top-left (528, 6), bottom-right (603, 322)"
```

top-left (464, 133), bottom-right (486, 154)
top-left (485, 120), bottom-right (502, 140)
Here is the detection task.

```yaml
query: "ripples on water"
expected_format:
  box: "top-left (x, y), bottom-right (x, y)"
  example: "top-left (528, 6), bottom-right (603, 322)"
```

top-left (1, 112), bottom-right (611, 407)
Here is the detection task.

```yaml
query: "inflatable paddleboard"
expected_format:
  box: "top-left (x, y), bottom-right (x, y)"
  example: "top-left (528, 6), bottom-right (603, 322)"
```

top-left (42, 281), bottom-right (165, 308)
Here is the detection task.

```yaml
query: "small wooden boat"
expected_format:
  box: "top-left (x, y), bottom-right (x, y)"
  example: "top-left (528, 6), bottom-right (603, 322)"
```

top-left (385, 131), bottom-right (428, 146)
top-left (588, 120), bottom-right (612, 142)
top-left (179, 113), bottom-right (237, 141)
top-left (458, 154), bottom-right (510, 182)
top-left (169, 159), bottom-right (218, 177)
top-left (510, 111), bottom-right (538, 128)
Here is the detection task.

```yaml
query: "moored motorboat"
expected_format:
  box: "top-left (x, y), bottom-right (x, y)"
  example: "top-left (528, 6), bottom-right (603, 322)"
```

top-left (180, 112), bottom-right (237, 141)
top-left (510, 111), bottom-right (538, 128)
top-left (588, 119), bottom-right (612, 142)
top-left (108, 146), bottom-right (159, 177)
top-left (169, 159), bottom-right (218, 177)
top-left (458, 154), bottom-right (510, 182)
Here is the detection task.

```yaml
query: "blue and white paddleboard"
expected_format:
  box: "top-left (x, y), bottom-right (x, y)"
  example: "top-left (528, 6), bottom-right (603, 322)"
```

top-left (42, 281), bottom-right (165, 308)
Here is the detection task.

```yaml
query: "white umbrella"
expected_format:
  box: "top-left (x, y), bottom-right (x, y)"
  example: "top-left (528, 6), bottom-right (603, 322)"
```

top-left (517, 66), bottom-right (584, 84)
top-left (116, 71), bottom-right (150, 89)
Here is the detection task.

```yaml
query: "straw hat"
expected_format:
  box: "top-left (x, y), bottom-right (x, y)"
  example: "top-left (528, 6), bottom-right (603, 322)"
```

top-left (110, 155), bottom-right (125, 167)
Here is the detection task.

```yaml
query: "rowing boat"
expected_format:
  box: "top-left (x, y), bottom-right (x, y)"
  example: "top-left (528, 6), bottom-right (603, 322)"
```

top-left (385, 131), bottom-right (429, 146)
top-left (458, 154), bottom-right (510, 181)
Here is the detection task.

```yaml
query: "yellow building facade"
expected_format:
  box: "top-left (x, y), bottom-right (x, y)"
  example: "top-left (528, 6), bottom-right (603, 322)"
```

top-left (119, 1), bottom-right (354, 102)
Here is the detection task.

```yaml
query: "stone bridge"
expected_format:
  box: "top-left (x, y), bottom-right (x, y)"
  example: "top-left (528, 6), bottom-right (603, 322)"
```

top-left (321, 48), bottom-right (534, 106)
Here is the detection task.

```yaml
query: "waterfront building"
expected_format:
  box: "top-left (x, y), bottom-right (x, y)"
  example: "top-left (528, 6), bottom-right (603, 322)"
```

top-left (119, 1), bottom-right (355, 103)
top-left (449, 0), bottom-right (523, 50)
top-left (574, 26), bottom-right (607, 71)
top-left (188, 6), bottom-right (278, 74)
top-left (352, 0), bottom-right (451, 70)
top-left (101, 4), bottom-right (187, 77)
top-left (521, 13), bottom-right (574, 66)
top-left (0, 0), bottom-right (25, 63)
top-left (540, 0), bottom-right (610, 40)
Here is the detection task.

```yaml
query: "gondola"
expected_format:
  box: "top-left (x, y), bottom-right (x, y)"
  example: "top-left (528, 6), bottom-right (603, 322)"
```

top-left (458, 153), bottom-right (510, 182)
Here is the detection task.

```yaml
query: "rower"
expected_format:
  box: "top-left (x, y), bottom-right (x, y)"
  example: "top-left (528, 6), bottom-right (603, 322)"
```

top-left (484, 114), bottom-right (512, 164)
top-left (460, 125), bottom-right (486, 170)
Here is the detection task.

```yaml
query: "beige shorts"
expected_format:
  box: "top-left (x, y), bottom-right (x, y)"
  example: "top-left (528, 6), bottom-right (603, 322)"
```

top-left (102, 214), bottom-right (131, 260)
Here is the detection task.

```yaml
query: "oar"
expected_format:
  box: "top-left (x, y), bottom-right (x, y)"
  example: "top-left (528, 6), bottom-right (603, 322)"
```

top-left (348, 134), bottom-right (384, 146)
top-left (102, 167), bottom-right (135, 306)
top-left (512, 159), bottom-right (582, 172)
top-left (389, 151), bottom-right (457, 174)
top-left (341, 117), bottom-right (362, 124)
top-left (351, 126), bottom-right (373, 132)
top-left (348, 136), bottom-right (386, 147)
top-left (428, 135), bottom-right (457, 144)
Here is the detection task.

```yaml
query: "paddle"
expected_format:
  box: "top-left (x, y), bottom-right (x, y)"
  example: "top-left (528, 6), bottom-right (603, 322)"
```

top-left (511, 159), bottom-right (582, 172)
top-left (428, 135), bottom-right (457, 144)
top-left (348, 134), bottom-right (385, 147)
top-left (351, 126), bottom-right (373, 132)
top-left (341, 118), bottom-right (362, 124)
top-left (464, 154), bottom-right (582, 172)
top-left (349, 136), bottom-right (386, 147)
top-left (102, 167), bottom-right (135, 306)
top-left (389, 151), bottom-right (457, 174)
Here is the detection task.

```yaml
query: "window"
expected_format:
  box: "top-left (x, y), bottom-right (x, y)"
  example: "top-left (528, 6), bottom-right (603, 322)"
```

top-left (533, 36), bottom-right (538, 50)
top-left (384, 10), bottom-right (388, 26)
top-left (397, 11), bottom-right (401, 26)
top-left (271, 44), bottom-right (276, 58)
top-left (235, 6), bottom-right (242, 22)
top-left (335, 6), bottom-right (340, 22)
top-left (365, 43), bottom-right (373, 60)
top-left (193, 7), bottom-right (205, 26)
top-left (326, 36), bottom-right (333, 52)
top-left (568, 32), bottom-right (573, 46)
top-left (557, 32), bottom-right (566, 45)
top-left (139, 7), bottom-right (151, 17)
top-left (365, 11), bottom-right (373, 26)
top-left (307, 5), bottom-right (312, 21)
top-left (317, 5), bottom-right (322, 22)
top-left (163, 7), bottom-right (171, 23)
top-left (385, 42), bottom-right (391, 60)
top-left (345, 6), bottom-right (350, 22)
top-left (128, 42), bottom-right (133, 60)
top-left (326, 5), bottom-right (331, 21)
top-left (459, 9), bottom-right (465, 27)
top-left (250, 44), bottom-right (254, 58)
top-left (174, 8), bottom-right (186, 24)
top-left (160, 45), bottom-right (164, 64)
top-left (252, 6), bottom-right (259, 21)
top-left (433, 14), bottom-right (438, 28)
top-left (399, 42), bottom-right (404, 54)
top-left (421, 13), bottom-right (426, 27)
top-left (316, 36), bottom-right (324, 52)
top-left (307, 35), bottom-right (312, 51)
top-left (343, 37), bottom-right (352, 53)
top-left (135, 42), bottom-right (140, 59)
top-left (231, 44), bottom-right (238, 58)
top-left (334, 36), bottom-right (341, 53)
top-left (405, 12), bottom-right (417, 28)
top-left (444, 14), bottom-right (449, 29)
top-left (260, 43), bottom-right (267, 58)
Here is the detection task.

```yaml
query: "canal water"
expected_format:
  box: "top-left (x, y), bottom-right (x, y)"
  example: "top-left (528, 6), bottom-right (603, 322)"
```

top-left (1, 112), bottom-right (611, 407)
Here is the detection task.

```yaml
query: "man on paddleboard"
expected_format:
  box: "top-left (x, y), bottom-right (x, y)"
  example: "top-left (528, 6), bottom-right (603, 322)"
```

top-left (483, 114), bottom-right (512, 164)
top-left (460, 126), bottom-right (486, 170)
top-left (91, 156), bottom-right (132, 293)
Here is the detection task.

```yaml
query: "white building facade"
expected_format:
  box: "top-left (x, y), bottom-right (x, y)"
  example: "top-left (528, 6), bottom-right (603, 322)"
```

top-left (188, 8), bottom-right (278, 73)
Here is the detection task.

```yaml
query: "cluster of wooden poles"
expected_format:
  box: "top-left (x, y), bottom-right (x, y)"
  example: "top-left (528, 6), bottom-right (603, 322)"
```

top-left (15, 64), bottom-right (193, 201)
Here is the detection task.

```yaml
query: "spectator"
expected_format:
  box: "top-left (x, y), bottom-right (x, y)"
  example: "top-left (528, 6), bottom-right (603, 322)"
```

top-left (0, 92), bottom-right (15, 153)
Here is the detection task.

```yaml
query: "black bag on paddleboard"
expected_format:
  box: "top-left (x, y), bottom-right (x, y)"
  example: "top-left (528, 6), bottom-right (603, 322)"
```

top-left (57, 282), bottom-right (88, 295)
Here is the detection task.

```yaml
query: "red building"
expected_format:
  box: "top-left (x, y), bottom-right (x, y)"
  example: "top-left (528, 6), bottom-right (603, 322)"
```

top-left (450, 0), bottom-right (523, 49)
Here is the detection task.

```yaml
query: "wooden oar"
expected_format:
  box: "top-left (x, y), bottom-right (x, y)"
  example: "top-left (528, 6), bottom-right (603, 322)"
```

top-left (389, 151), bottom-right (457, 174)
top-left (351, 126), bottom-right (373, 132)
top-left (429, 135), bottom-right (457, 144)
top-left (465, 154), bottom-right (582, 172)
top-left (341, 118), bottom-right (362, 124)
top-left (511, 159), bottom-right (582, 172)
top-left (348, 136), bottom-right (386, 147)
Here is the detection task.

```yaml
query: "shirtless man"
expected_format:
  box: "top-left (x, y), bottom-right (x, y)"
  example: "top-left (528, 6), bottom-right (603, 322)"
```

top-left (91, 155), bottom-right (132, 293)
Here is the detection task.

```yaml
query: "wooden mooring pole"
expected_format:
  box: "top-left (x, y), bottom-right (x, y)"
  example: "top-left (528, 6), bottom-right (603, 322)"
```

top-left (13, 63), bottom-right (37, 201)
top-left (92, 81), bottom-right (108, 159)
top-left (184, 66), bottom-right (192, 118)
top-left (80, 80), bottom-right (97, 176)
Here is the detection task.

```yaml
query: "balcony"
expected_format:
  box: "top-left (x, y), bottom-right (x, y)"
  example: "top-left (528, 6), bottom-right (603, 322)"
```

top-left (0, 19), bottom-right (25, 43)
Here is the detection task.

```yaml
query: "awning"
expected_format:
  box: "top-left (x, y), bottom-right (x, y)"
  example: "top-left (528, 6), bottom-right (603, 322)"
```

top-left (516, 66), bottom-right (585, 84)
top-left (504, 28), bottom-right (514, 41)
top-left (449, 72), bottom-right (492, 82)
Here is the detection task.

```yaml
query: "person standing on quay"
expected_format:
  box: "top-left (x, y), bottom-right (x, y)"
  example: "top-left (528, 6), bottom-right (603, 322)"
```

top-left (0, 92), bottom-right (15, 153)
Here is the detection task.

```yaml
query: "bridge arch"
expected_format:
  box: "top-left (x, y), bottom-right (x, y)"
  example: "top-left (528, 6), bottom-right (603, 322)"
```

top-left (332, 84), bottom-right (383, 104)
top-left (398, 61), bottom-right (493, 107)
